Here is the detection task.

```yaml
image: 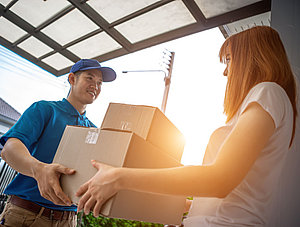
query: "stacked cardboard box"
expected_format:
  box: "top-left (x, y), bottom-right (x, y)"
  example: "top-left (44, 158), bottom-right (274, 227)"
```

top-left (53, 103), bottom-right (186, 225)
top-left (101, 103), bottom-right (185, 161)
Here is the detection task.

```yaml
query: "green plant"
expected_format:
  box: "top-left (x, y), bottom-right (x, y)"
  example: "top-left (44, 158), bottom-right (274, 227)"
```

top-left (77, 212), bottom-right (164, 227)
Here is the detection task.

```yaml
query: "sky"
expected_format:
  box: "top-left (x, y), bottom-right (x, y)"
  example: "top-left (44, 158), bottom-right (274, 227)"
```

top-left (0, 27), bottom-right (227, 165)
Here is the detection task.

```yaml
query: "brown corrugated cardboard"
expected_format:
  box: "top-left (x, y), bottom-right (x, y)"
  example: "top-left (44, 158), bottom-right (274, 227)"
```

top-left (101, 103), bottom-right (185, 161)
top-left (53, 126), bottom-right (185, 225)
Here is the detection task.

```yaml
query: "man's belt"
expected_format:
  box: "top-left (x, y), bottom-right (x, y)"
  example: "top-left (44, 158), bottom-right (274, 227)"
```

top-left (9, 195), bottom-right (76, 221)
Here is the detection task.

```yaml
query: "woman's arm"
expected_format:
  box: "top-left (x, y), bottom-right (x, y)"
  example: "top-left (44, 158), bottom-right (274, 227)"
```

top-left (77, 102), bottom-right (275, 216)
top-left (202, 125), bottom-right (233, 165)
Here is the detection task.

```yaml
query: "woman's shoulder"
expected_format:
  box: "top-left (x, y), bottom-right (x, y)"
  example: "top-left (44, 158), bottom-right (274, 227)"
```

top-left (246, 82), bottom-right (288, 104)
top-left (241, 82), bottom-right (292, 128)
top-left (250, 82), bottom-right (286, 95)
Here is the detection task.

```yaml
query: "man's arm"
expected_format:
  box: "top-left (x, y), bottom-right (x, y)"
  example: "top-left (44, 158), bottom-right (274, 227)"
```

top-left (1, 137), bottom-right (75, 206)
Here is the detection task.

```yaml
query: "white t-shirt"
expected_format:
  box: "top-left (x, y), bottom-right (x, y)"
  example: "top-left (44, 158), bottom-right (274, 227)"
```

top-left (183, 82), bottom-right (294, 227)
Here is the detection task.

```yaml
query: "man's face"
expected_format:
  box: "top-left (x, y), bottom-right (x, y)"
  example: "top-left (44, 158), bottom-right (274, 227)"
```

top-left (70, 68), bottom-right (103, 105)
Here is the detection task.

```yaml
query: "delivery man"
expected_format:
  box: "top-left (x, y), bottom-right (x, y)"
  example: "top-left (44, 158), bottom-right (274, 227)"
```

top-left (0, 59), bottom-right (116, 227)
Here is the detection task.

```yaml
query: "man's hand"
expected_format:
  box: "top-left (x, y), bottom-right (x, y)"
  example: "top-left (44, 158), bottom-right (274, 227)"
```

top-left (1, 138), bottom-right (75, 206)
top-left (33, 162), bottom-right (75, 206)
top-left (76, 160), bottom-right (120, 217)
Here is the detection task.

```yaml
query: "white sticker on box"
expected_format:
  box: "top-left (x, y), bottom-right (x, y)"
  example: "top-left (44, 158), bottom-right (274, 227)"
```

top-left (85, 131), bottom-right (99, 144)
top-left (120, 121), bottom-right (132, 130)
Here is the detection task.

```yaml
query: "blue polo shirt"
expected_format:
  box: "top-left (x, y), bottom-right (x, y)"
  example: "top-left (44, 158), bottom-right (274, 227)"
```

top-left (0, 98), bottom-right (96, 211)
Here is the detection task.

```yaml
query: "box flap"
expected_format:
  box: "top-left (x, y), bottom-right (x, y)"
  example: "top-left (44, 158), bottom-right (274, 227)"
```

top-left (101, 103), bottom-right (155, 138)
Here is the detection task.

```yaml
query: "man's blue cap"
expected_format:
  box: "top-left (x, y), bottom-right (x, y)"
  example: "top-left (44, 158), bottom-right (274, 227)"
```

top-left (70, 59), bottom-right (116, 82)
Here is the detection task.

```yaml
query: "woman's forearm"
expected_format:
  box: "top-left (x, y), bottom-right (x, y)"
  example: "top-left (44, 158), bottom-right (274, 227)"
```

top-left (118, 165), bottom-right (230, 198)
top-left (76, 161), bottom-right (231, 215)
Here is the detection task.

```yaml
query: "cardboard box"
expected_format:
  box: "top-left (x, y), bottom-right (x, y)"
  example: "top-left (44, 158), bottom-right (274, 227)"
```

top-left (101, 103), bottom-right (185, 161)
top-left (53, 126), bottom-right (185, 225)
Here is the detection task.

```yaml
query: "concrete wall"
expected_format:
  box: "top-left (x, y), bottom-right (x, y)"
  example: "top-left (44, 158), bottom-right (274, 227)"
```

top-left (268, 0), bottom-right (300, 226)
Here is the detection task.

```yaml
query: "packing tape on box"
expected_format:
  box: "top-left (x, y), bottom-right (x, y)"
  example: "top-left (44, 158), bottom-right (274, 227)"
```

top-left (85, 128), bottom-right (100, 144)
top-left (120, 121), bottom-right (132, 131)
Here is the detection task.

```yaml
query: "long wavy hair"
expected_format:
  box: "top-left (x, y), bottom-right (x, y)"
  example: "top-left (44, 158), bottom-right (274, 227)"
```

top-left (219, 26), bottom-right (297, 147)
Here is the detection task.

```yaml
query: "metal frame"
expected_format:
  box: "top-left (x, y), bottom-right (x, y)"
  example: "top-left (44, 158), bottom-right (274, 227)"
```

top-left (0, 0), bottom-right (271, 77)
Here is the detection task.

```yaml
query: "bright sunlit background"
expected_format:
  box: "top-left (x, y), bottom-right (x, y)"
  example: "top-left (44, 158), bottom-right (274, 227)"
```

top-left (0, 27), bottom-right (227, 165)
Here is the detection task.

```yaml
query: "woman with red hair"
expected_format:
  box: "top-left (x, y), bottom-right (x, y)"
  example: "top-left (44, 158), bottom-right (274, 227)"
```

top-left (76, 26), bottom-right (297, 227)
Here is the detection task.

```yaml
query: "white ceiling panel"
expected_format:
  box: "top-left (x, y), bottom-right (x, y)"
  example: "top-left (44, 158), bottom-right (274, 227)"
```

top-left (67, 32), bottom-right (122, 59)
top-left (115, 1), bottom-right (196, 43)
top-left (41, 9), bottom-right (99, 46)
top-left (194, 0), bottom-right (262, 18)
top-left (0, 17), bottom-right (27, 43)
top-left (9, 0), bottom-right (71, 27)
top-left (0, 0), bottom-right (11, 7)
top-left (87, 0), bottom-right (159, 23)
top-left (42, 53), bottom-right (74, 71)
top-left (18, 37), bottom-right (53, 58)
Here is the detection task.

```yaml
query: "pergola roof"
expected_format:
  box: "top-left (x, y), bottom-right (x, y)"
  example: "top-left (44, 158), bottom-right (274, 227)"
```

top-left (0, 0), bottom-right (271, 77)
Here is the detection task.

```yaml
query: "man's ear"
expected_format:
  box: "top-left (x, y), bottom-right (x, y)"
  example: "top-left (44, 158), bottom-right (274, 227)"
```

top-left (68, 73), bottom-right (76, 85)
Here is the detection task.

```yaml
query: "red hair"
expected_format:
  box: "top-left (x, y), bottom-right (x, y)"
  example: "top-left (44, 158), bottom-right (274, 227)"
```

top-left (219, 26), bottom-right (297, 147)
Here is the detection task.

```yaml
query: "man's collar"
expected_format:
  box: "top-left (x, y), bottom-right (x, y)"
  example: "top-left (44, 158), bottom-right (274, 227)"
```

top-left (61, 98), bottom-right (87, 117)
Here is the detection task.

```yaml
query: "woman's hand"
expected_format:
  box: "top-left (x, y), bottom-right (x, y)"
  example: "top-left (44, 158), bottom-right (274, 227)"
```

top-left (76, 160), bottom-right (121, 217)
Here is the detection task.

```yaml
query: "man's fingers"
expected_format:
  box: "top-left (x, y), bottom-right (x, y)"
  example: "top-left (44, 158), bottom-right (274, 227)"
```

top-left (43, 187), bottom-right (66, 205)
top-left (48, 189), bottom-right (66, 205)
top-left (56, 165), bottom-right (76, 175)
top-left (53, 182), bottom-right (71, 206)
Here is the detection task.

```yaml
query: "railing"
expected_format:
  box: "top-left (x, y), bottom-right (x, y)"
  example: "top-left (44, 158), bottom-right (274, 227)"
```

top-left (0, 158), bottom-right (17, 214)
